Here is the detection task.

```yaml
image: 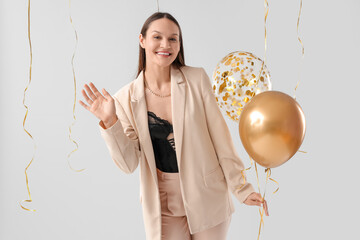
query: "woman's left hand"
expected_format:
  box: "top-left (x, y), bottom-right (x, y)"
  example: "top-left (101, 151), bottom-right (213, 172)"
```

top-left (243, 192), bottom-right (269, 216)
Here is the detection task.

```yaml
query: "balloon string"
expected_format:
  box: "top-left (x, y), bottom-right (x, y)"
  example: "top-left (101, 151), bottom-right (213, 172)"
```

top-left (254, 1), bottom-right (269, 234)
top-left (263, 0), bottom-right (269, 65)
top-left (257, 168), bottom-right (272, 240)
top-left (254, 165), bottom-right (280, 240)
top-left (20, 0), bottom-right (36, 212)
top-left (253, 0), bottom-right (269, 95)
top-left (254, 162), bottom-right (265, 230)
top-left (68, 0), bottom-right (85, 172)
top-left (256, 167), bottom-right (278, 240)
top-left (254, 162), bottom-right (260, 197)
top-left (294, 0), bottom-right (304, 100)
top-left (254, 162), bottom-right (264, 240)
top-left (156, 0), bottom-right (159, 12)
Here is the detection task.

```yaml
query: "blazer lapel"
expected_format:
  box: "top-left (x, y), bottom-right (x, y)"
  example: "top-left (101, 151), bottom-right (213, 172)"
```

top-left (130, 65), bottom-right (186, 186)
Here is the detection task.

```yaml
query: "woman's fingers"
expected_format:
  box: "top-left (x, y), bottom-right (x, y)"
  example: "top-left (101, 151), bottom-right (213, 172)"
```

top-left (78, 100), bottom-right (90, 111)
top-left (251, 201), bottom-right (261, 206)
top-left (102, 88), bottom-right (112, 101)
top-left (246, 198), bottom-right (261, 206)
top-left (263, 200), bottom-right (269, 216)
top-left (253, 194), bottom-right (269, 216)
top-left (255, 193), bottom-right (264, 202)
top-left (84, 83), bottom-right (97, 101)
top-left (245, 192), bottom-right (269, 216)
top-left (81, 88), bottom-right (93, 105)
top-left (253, 200), bottom-right (269, 216)
top-left (253, 199), bottom-right (262, 207)
top-left (252, 193), bottom-right (263, 203)
top-left (260, 200), bottom-right (269, 216)
top-left (89, 82), bottom-right (103, 99)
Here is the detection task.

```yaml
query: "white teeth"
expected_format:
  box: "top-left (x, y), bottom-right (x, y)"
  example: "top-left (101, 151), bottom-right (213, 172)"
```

top-left (157, 52), bottom-right (170, 55)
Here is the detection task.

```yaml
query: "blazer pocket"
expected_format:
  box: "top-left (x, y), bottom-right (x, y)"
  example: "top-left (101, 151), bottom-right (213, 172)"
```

top-left (204, 164), bottom-right (225, 187)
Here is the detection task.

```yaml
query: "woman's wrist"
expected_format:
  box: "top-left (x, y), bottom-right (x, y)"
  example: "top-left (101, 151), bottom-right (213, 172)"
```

top-left (103, 115), bottom-right (118, 128)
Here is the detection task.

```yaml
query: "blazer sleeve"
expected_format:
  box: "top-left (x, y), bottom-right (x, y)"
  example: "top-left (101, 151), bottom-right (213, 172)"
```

top-left (200, 67), bottom-right (255, 204)
top-left (98, 95), bottom-right (141, 174)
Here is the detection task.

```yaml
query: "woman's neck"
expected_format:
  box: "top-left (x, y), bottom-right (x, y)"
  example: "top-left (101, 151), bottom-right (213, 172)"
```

top-left (144, 64), bottom-right (171, 91)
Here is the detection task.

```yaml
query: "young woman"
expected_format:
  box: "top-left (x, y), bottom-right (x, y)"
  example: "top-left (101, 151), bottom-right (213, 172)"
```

top-left (79, 12), bottom-right (269, 240)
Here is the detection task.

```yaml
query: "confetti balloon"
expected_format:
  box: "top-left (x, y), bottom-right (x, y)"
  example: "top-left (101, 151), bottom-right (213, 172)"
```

top-left (212, 51), bottom-right (272, 122)
top-left (239, 91), bottom-right (306, 168)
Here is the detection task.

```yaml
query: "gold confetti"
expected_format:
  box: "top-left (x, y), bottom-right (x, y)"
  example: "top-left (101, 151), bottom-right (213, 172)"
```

top-left (212, 51), bottom-right (272, 122)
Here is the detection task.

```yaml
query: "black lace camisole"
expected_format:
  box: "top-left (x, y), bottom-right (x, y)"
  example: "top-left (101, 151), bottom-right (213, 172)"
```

top-left (147, 111), bottom-right (179, 173)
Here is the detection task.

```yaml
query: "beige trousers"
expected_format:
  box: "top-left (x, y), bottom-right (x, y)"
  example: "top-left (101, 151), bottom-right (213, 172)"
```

top-left (157, 168), bottom-right (231, 240)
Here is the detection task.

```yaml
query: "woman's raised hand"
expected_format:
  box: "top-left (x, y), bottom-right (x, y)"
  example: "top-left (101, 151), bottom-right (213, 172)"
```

top-left (79, 82), bottom-right (118, 127)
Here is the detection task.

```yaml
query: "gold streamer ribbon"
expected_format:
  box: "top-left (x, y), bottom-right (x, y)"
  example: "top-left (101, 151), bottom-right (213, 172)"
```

top-left (265, 168), bottom-right (279, 194)
top-left (294, 0), bottom-right (304, 100)
top-left (254, 162), bottom-right (264, 239)
top-left (254, 161), bottom-right (280, 240)
top-left (263, 0), bottom-right (269, 66)
top-left (293, 0), bottom-right (308, 155)
top-left (252, 1), bottom-right (302, 238)
top-left (257, 167), bottom-right (270, 240)
top-left (67, 0), bottom-right (85, 172)
top-left (252, 0), bottom-right (269, 96)
top-left (20, 0), bottom-right (36, 212)
top-left (236, 158), bottom-right (254, 191)
top-left (254, 1), bottom-right (269, 236)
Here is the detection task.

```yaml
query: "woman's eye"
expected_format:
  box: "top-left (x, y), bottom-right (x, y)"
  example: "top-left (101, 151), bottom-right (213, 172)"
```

top-left (170, 38), bottom-right (177, 41)
top-left (154, 36), bottom-right (160, 39)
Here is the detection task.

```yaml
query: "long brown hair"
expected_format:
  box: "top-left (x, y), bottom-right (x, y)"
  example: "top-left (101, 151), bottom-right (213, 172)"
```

top-left (137, 12), bottom-right (185, 77)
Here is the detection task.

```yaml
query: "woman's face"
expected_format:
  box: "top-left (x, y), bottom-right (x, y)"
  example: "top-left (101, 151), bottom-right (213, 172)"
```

top-left (139, 18), bottom-right (181, 69)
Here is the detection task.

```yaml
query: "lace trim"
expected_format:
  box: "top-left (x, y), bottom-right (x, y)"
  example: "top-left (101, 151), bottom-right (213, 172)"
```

top-left (148, 111), bottom-right (176, 151)
top-left (147, 111), bottom-right (173, 126)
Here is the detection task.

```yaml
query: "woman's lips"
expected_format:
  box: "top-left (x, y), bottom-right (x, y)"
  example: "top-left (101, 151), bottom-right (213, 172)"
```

top-left (156, 51), bottom-right (172, 57)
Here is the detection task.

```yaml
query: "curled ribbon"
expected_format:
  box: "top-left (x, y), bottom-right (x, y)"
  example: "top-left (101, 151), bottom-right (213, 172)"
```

top-left (252, 0), bottom-right (269, 98)
top-left (20, 0), bottom-right (36, 212)
top-left (236, 157), bottom-right (254, 191)
top-left (294, 0), bottom-right (304, 100)
top-left (254, 161), bottom-right (280, 240)
top-left (263, 0), bottom-right (269, 66)
top-left (257, 167), bottom-right (272, 240)
top-left (254, 1), bottom-right (269, 236)
top-left (294, 0), bottom-right (308, 155)
top-left (254, 161), bottom-right (264, 239)
top-left (67, 0), bottom-right (85, 172)
top-left (265, 168), bottom-right (279, 194)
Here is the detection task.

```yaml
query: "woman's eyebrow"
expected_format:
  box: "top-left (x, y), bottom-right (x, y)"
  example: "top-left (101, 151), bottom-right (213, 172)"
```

top-left (152, 30), bottom-right (179, 36)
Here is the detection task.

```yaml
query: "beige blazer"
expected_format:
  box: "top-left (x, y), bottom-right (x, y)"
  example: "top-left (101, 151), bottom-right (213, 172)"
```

top-left (99, 65), bottom-right (255, 240)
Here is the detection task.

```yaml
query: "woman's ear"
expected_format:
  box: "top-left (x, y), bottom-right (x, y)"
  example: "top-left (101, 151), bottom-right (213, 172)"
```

top-left (139, 34), bottom-right (145, 49)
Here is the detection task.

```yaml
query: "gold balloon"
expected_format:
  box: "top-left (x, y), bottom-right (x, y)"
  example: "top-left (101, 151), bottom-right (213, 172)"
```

top-left (212, 51), bottom-right (272, 122)
top-left (239, 91), bottom-right (306, 168)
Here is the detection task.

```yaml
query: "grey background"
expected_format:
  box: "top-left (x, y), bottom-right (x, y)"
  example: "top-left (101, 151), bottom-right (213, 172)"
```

top-left (1, 0), bottom-right (359, 239)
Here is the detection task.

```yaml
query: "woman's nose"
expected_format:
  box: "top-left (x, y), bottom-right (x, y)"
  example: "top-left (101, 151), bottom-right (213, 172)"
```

top-left (160, 39), bottom-right (170, 48)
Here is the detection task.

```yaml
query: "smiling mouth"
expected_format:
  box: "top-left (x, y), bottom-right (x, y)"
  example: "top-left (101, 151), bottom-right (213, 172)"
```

top-left (156, 52), bottom-right (172, 56)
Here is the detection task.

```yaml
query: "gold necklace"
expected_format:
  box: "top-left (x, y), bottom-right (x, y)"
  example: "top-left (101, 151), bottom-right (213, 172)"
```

top-left (144, 76), bottom-right (171, 98)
